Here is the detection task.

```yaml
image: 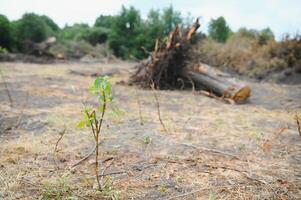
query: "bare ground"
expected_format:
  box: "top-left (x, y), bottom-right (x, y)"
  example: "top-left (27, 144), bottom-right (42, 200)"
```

top-left (0, 61), bottom-right (301, 200)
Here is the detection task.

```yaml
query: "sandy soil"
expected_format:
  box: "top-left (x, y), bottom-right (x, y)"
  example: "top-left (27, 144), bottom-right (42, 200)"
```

top-left (0, 61), bottom-right (301, 200)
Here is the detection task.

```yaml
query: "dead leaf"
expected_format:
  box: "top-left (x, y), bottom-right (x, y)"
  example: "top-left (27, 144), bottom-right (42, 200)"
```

top-left (261, 140), bottom-right (272, 152)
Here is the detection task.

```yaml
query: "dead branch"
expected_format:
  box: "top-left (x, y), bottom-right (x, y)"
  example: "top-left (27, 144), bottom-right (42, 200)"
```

top-left (295, 114), bottom-right (301, 136)
top-left (204, 164), bottom-right (267, 184)
top-left (135, 89), bottom-right (144, 125)
top-left (181, 143), bottom-right (242, 160)
top-left (53, 126), bottom-right (67, 167)
top-left (99, 171), bottom-right (127, 177)
top-left (69, 143), bottom-right (110, 169)
top-left (151, 83), bottom-right (167, 132)
top-left (100, 158), bottom-right (114, 179)
top-left (261, 123), bottom-right (288, 152)
top-left (70, 144), bottom-right (97, 168)
top-left (0, 69), bottom-right (13, 107)
top-left (14, 92), bottom-right (29, 130)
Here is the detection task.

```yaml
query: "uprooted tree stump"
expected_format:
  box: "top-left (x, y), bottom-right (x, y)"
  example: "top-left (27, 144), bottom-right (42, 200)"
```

top-left (129, 19), bottom-right (251, 103)
top-left (23, 37), bottom-right (56, 57)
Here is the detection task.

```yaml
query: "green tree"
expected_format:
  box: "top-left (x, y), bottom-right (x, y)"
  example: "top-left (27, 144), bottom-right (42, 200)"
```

top-left (143, 9), bottom-right (164, 50)
top-left (161, 5), bottom-right (182, 34)
top-left (108, 6), bottom-right (145, 59)
top-left (236, 27), bottom-right (274, 45)
top-left (15, 13), bottom-right (49, 43)
top-left (60, 23), bottom-right (90, 41)
top-left (0, 14), bottom-right (12, 50)
top-left (83, 27), bottom-right (110, 45)
top-left (237, 27), bottom-right (259, 39)
top-left (40, 15), bottom-right (60, 33)
top-left (94, 15), bottom-right (116, 29)
top-left (60, 23), bottom-right (109, 45)
top-left (258, 27), bottom-right (274, 45)
top-left (208, 16), bottom-right (232, 43)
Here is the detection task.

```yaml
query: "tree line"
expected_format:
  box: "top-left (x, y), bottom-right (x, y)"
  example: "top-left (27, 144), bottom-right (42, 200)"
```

top-left (0, 5), bottom-right (275, 59)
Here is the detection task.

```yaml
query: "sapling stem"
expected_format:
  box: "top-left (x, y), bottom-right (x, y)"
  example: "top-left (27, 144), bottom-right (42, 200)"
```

top-left (95, 90), bottom-right (106, 191)
top-left (76, 76), bottom-right (112, 191)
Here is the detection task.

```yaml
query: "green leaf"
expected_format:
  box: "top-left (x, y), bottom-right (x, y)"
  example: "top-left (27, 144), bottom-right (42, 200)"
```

top-left (98, 105), bottom-right (105, 113)
top-left (143, 136), bottom-right (152, 144)
top-left (76, 120), bottom-right (87, 129)
top-left (88, 84), bottom-right (97, 94)
top-left (90, 76), bottom-right (113, 104)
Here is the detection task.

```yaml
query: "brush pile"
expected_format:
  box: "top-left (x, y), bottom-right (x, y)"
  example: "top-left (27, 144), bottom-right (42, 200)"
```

top-left (130, 19), bottom-right (251, 103)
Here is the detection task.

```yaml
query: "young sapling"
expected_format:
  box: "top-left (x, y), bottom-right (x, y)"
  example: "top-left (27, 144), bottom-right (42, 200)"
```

top-left (77, 76), bottom-right (113, 191)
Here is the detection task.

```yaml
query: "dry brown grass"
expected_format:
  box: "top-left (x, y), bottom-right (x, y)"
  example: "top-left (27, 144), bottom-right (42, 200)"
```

top-left (0, 62), bottom-right (300, 199)
top-left (194, 34), bottom-right (301, 79)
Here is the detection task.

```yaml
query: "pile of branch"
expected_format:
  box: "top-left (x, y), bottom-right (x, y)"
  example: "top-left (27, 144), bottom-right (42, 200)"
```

top-left (130, 19), bottom-right (200, 89)
top-left (23, 37), bottom-right (56, 57)
top-left (129, 19), bottom-right (251, 103)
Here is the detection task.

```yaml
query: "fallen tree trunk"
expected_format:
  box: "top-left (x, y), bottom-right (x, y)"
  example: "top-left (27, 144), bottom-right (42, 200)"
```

top-left (130, 19), bottom-right (251, 103)
top-left (186, 63), bottom-right (251, 103)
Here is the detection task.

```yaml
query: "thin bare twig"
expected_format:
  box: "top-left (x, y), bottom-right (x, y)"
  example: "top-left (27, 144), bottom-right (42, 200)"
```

top-left (135, 89), bottom-right (144, 125)
top-left (53, 125), bottom-right (67, 167)
top-left (99, 158), bottom-right (114, 181)
top-left (141, 46), bottom-right (152, 56)
top-left (181, 143), bottom-right (242, 160)
top-left (295, 114), bottom-right (301, 136)
top-left (261, 123), bottom-right (289, 152)
top-left (69, 149), bottom-right (108, 171)
top-left (204, 164), bottom-right (267, 184)
top-left (14, 92), bottom-right (29, 130)
top-left (0, 69), bottom-right (13, 107)
top-left (151, 83), bottom-right (167, 132)
top-left (99, 171), bottom-right (127, 177)
top-left (70, 144), bottom-right (97, 169)
top-left (187, 75), bottom-right (195, 93)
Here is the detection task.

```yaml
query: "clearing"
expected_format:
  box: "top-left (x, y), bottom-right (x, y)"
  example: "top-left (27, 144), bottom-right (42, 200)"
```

top-left (0, 61), bottom-right (301, 199)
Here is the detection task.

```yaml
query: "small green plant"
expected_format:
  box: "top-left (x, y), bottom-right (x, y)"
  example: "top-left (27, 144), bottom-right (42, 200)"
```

top-left (98, 176), bottom-right (120, 200)
top-left (158, 185), bottom-right (168, 193)
top-left (77, 76), bottom-right (113, 191)
top-left (143, 136), bottom-right (152, 144)
top-left (41, 178), bottom-right (72, 200)
top-left (248, 131), bottom-right (263, 141)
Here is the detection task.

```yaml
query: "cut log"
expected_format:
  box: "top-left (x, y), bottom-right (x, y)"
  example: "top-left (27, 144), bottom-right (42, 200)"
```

top-left (185, 63), bottom-right (251, 103)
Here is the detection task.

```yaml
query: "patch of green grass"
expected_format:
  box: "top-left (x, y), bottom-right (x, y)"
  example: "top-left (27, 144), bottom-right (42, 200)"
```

top-left (158, 185), bottom-right (168, 194)
top-left (41, 178), bottom-right (73, 200)
top-left (248, 131), bottom-right (263, 141)
top-left (143, 136), bottom-right (152, 144)
top-left (97, 176), bottom-right (120, 200)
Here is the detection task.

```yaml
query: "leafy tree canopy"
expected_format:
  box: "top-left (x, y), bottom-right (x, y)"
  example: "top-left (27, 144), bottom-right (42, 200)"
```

top-left (208, 16), bottom-right (232, 43)
top-left (0, 14), bottom-right (11, 49)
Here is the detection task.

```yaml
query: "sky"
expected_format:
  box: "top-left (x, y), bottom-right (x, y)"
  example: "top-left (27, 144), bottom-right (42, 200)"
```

top-left (0, 0), bottom-right (300, 39)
